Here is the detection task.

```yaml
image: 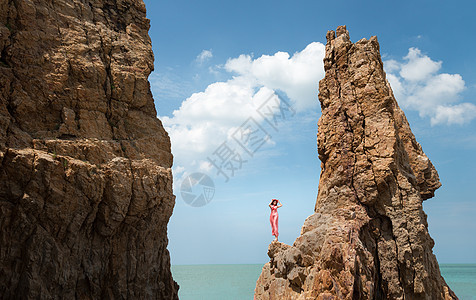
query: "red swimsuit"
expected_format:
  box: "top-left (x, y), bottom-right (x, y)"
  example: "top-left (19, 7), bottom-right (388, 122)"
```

top-left (270, 205), bottom-right (279, 237)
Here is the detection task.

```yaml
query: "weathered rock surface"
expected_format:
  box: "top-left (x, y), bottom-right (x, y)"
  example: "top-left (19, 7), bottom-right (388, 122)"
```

top-left (255, 26), bottom-right (456, 300)
top-left (0, 0), bottom-right (178, 298)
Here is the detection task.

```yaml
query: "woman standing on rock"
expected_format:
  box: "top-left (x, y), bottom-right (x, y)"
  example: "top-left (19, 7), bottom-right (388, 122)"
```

top-left (269, 199), bottom-right (282, 241)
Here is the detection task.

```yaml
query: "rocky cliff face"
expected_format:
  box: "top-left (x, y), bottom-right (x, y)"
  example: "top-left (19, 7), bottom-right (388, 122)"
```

top-left (0, 0), bottom-right (178, 298)
top-left (255, 26), bottom-right (456, 300)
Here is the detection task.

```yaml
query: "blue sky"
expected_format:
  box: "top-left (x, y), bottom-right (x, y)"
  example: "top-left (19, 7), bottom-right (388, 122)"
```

top-left (143, 0), bottom-right (476, 265)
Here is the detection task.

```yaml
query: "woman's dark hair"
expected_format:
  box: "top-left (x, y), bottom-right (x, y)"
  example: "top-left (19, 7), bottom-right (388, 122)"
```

top-left (272, 199), bottom-right (278, 205)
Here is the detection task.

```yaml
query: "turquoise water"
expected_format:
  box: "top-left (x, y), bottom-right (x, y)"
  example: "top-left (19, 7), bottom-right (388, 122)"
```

top-left (172, 264), bottom-right (262, 300)
top-left (440, 264), bottom-right (476, 300)
top-left (172, 264), bottom-right (476, 299)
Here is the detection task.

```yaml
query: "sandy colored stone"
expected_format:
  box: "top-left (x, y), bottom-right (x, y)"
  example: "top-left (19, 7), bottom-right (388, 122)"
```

top-left (0, 0), bottom-right (177, 298)
top-left (255, 26), bottom-right (457, 300)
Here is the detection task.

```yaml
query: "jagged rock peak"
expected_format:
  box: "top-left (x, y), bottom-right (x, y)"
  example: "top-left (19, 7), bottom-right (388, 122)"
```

top-left (255, 26), bottom-right (456, 300)
top-left (0, 0), bottom-right (178, 298)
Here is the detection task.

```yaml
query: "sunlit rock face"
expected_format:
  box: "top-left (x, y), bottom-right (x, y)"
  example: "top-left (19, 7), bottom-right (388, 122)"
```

top-left (0, 0), bottom-right (178, 298)
top-left (254, 26), bottom-right (456, 300)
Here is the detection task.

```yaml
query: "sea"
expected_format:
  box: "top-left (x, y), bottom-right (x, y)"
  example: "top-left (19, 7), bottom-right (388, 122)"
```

top-left (171, 264), bottom-right (476, 300)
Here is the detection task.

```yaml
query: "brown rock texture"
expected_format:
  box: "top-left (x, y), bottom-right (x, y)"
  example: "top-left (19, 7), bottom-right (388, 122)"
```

top-left (0, 0), bottom-right (178, 299)
top-left (255, 26), bottom-right (457, 300)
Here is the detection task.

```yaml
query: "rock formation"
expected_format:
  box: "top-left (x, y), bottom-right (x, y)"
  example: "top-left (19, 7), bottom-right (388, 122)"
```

top-left (255, 26), bottom-right (457, 300)
top-left (0, 0), bottom-right (178, 298)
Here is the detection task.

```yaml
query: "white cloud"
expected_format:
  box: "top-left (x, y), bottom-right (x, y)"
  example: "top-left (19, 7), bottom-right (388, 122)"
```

top-left (399, 48), bottom-right (441, 81)
top-left (384, 59), bottom-right (400, 73)
top-left (162, 43), bottom-right (325, 183)
top-left (385, 48), bottom-right (476, 126)
top-left (225, 42), bottom-right (325, 111)
top-left (162, 78), bottom-right (279, 180)
top-left (406, 73), bottom-right (465, 112)
top-left (432, 103), bottom-right (476, 126)
top-left (196, 49), bottom-right (213, 64)
top-left (208, 65), bottom-right (221, 75)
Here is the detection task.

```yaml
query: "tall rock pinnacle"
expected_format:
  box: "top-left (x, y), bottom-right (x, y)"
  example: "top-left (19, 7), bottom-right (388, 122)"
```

top-left (255, 26), bottom-right (456, 299)
top-left (0, 0), bottom-right (178, 298)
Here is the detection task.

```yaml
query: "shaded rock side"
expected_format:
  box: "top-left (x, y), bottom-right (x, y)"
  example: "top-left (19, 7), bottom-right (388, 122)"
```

top-left (255, 26), bottom-right (456, 300)
top-left (0, 0), bottom-right (178, 299)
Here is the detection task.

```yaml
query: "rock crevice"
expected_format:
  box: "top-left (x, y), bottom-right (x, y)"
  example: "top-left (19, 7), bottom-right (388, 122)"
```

top-left (255, 26), bottom-right (456, 300)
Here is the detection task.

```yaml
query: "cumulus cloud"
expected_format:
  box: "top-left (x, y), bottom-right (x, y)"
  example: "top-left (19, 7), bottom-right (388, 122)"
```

top-left (385, 48), bottom-right (476, 125)
top-left (399, 48), bottom-right (441, 81)
top-left (196, 49), bottom-right (213, 64)
top-left (162, 79), bottom-right (279, 180)
top-left (225, 42), bottom-right (325, 111)
top-left (162, 43), bottom-right (325, 183)
top-left (432, 103), bottom-right (476, 126)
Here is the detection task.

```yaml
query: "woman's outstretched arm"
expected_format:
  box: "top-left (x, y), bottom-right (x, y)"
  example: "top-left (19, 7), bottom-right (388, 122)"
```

top-left (277, 200), bottom-right (283, 208)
